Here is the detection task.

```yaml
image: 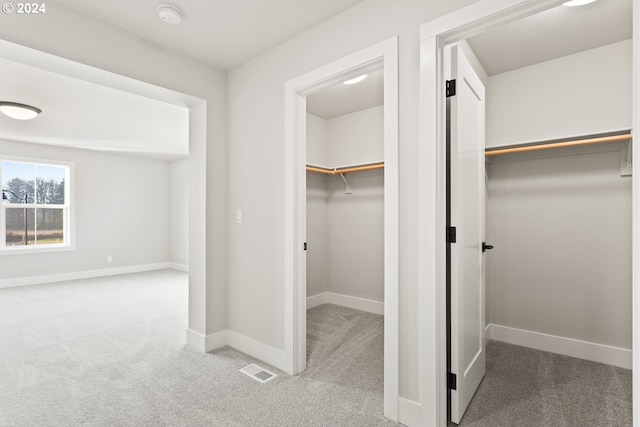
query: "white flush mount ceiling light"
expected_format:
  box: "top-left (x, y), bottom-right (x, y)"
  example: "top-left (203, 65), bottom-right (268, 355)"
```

top-left (157, 4), bottom-right (182, 24)
top-left (563, 0), bottom-right (597, 6)
top-left (0, 102), bottom-right (42, 120)
top-left (343, 74), bottom-right (368, 85)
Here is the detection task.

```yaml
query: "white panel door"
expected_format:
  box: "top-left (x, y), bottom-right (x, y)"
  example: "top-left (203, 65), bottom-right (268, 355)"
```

top-left (449, 44), bottom-right (486, 424)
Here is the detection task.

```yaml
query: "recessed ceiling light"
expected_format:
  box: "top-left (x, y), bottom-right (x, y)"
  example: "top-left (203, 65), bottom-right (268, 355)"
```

top-left (343, 74), bottom-right (368, 85)
top-left (563, 0), bottom-right (597, 6)
top-left (157, 4), bottom-right (183, 24)
top-left (0, 102), bottom-right (42, 120)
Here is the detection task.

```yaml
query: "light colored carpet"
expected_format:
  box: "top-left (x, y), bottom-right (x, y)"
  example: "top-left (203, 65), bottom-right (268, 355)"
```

top-left (457, 340), bottom-right (632, 426)
top-left (0, 270), bottom-right (396, 426)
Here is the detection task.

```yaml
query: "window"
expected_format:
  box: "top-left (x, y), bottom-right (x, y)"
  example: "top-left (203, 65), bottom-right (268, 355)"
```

top-left (1, 157), bottom-right (72, 253)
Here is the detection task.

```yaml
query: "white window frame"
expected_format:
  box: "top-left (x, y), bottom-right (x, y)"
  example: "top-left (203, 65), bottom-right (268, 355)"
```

top-left (0, 155), bottom-right (74, 255)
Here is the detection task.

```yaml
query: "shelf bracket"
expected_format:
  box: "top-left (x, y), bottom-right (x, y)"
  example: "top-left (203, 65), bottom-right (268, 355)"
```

top-left (337, 172), bottom-right (352, 195)
top-left (621, 139), bottom-right (632, 177)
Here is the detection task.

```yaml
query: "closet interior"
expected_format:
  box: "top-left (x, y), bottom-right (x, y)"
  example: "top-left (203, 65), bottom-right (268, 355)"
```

top-left (452, 0), bottom-right (633, 423)
top-left (304, 69), bottom-right (385, 384)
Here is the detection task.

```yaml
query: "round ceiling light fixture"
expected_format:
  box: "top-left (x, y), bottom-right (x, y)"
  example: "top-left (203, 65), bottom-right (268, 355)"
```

top-left (563, 0), bottom-right (597, 6)
top-left (0, 101), bottom-right (42, 120)
top-left (157, 4), bottom-right (183, 24)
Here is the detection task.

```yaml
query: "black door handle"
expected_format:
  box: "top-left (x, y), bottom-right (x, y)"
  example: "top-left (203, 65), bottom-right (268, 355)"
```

top-left (482, 242), bottom-right (494, 252)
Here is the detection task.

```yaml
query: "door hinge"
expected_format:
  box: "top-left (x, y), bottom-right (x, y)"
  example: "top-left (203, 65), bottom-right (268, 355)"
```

top-left (446, 79), bottom-right (456, 97)
top-left (446, 226), bottom-right (457, 243)
top-left (448, 372), bottom-right (457, 390)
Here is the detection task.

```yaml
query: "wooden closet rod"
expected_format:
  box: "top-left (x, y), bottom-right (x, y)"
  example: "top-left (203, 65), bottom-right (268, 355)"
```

top-left (485, 133), bottom-right (632, 157)
top-left (306, 162), bottom-right (384, 174)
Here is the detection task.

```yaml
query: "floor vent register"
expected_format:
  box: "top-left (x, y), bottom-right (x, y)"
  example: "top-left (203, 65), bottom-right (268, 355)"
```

top-left (239, 363), bottom-right (277, 383)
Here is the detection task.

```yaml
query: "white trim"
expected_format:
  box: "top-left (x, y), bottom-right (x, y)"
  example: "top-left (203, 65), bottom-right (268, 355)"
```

top-left (284, 36), bottom-right (400, 421)
top-left (186, 328), bottom-right (228, 353)
top-left (0, 262), bottom-right (172, 289)
top-left (306, 292), bottom-right (384, 315)
top-left (486, 324), bottom-right (632, 370)
top-left (169, 262), bottom-right (189, 273)
top-left (0, 155), bottom-right (75, 254)
top-left (306, 292), bottom-right (329, 309)
top-left (399, 397), bottom-right (421, 427)
top-left (227, 330), bottom-right (287, 372)
top-left (417, 1), bottom-right (635, 426)
top-left (185, 329), bottom-right (286, 372)
top-left (632, 0), bottom-right (640, 422)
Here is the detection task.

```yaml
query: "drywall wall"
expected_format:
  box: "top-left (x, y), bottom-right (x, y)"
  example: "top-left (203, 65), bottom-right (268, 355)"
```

top-left (1, 139), bottom-right (171, 278)
top-left (306, 171), bottom-right (329, 297)
top-left (486, 39), bottom-right (632, 147)
top-left (327, 171), bottom-right (384, 302)
top-left (0, 4), bottom-right (228, 338)
top-left (170, 157), bottom-right (189, 269)
top-left (225, 0), bottom-right (481, 395)
top-left (306, 113), bottom-right (329, 297)
top-left (306, 107), bottom-right (384, 303)
top-left (485, 39), bottom-right (633, 351)
top-left (306, 113), bottom-right (328, 166)
top-left (326, 106), bottom-right (384, 165)
top-left (486, 148), bottom-right (632, 349)
top-left (326, 106), bottom-right (384, 301)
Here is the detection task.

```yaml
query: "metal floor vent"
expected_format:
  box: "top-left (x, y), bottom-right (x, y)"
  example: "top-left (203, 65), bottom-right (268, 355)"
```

top-left (239, 364), bottom-right (277, 383)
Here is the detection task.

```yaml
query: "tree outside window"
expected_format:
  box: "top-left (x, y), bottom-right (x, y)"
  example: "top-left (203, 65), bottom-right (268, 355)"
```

top-left (1, 160), bottom-right (70, 249)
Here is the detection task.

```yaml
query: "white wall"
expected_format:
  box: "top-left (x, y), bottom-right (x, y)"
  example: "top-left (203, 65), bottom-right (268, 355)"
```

top-left (306, 113), bottom-right (328, 165)
top-left (1, 139), bottom-right (171, 279)
top-left (327, 172), bottom-right (384, 301)
top-left (0, 4), bottom-right (228, 338)
top-left (306, 107), bottom-right (384, 303)
top-left (485, 40), bottom-right (633, 351)
top-left (227, 0), bottom-right (478, 402)
top-left (327, 106), bottom-right (384, 165)
top-left (487, 39), bottom-right (632, 147)
top-left (306, 171), bottom-right (329, 298)
top-left (170, 157), bottom-right (189, 269)
top-left (486, 148), bottom-right (632, 349)
top-left (306, 113), bottom-right (329, 297)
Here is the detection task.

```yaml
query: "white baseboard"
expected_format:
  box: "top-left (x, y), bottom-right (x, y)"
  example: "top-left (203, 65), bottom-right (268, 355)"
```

top-left (398, 397), bottom-right (421, 427)
top-left (169, 262), bottom-right (189, 273)
top-left (227, 331), bottom-right (287, 372)
top-left (306, 292), bottom-right (329, 309)
top-left (186, 329), bottom-right (227, 353)
top-left (0, 262), bottom-right (172, 289)
top-left (307, 291), bottom-right (384, 315)
top-left (486, 323), bottom-right (632, 369)
top-left (185, 328), bottom-right (287, 373)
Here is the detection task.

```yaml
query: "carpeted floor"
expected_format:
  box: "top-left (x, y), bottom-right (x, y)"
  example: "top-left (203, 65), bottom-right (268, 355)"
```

top-left (1, 270), bottom-right (632, 426)
top-left (457, 341), bottom-right (632, 427)
top-left (0, 270), bottom-right (395, 427)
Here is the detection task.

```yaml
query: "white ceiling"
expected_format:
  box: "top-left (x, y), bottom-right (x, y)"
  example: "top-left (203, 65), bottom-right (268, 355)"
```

top-left (54, 0), bottom-right (366, 70)
top-left (467, 0), bottom-right (632, 75)
top-left (307, 69), bottom-right (384, 120)
top-left (309, 0), bottom-right (633, 119)
top-left (0, 0), bottom-right (634, 159)
top-left (0, 57), bottom-right (189, 161)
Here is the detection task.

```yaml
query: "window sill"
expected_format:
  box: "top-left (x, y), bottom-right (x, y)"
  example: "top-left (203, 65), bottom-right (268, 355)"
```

top-left (0, 244), bottom-right (74, 255)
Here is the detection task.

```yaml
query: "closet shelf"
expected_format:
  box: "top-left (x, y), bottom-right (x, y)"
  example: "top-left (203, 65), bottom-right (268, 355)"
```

top-left (306, 161), bottom-right (384, 195)
top-left (485, 133), bottom-right (632, 157)
top-left (306, 161), bottom-right (384, 175)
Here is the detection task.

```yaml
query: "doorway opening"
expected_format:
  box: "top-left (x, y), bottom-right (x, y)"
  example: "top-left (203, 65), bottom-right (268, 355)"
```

top-left (304, 65), bottom-right (385, 399)
top-left (0, 38), bottom-right (205, 350)
top-left (284, 36), bottom-right (399, 420)
top-left (420, 0), bottom-right (638, 425)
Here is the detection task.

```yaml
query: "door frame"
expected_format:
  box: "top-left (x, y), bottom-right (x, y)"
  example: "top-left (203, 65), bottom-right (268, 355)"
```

top-left (284, 36), bottom-right (399, 420)
top-left (418, 0), bottom-right (640, 425)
